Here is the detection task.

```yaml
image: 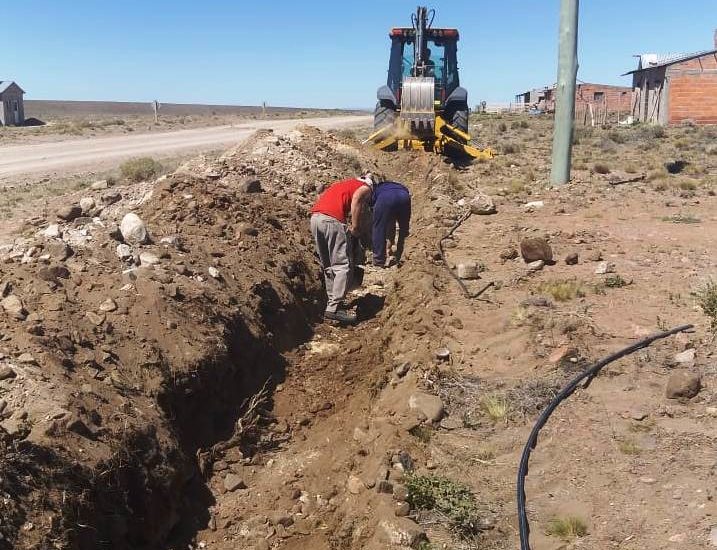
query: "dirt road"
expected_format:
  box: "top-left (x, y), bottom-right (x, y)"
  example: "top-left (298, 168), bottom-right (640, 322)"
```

top-left (0, 114), bottom-right (370, 182)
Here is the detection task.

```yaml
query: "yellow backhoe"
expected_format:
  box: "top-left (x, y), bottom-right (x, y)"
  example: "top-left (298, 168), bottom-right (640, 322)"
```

top-left (365, 6), bottom-right (493, 160)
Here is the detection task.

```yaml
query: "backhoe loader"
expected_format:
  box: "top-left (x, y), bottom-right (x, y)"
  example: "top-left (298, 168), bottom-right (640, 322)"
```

top-left (365, 6), bottom-right (493, 159)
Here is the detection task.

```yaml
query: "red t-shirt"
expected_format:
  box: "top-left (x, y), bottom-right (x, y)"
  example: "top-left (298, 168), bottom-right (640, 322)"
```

top-left (311, 178), bottom-right (367, 223)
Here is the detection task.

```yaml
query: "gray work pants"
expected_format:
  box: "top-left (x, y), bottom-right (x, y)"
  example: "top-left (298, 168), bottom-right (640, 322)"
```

top-left (310, 213), bottom-right (352, 313)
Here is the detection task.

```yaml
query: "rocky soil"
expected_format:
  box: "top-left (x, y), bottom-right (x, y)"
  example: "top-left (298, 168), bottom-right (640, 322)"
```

top-left (1, 116), bottom-right (717, 550)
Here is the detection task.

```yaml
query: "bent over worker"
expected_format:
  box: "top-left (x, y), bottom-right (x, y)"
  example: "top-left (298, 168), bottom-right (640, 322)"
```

top-left (310, 174), bottom-right (375, 325)
top-left (371, 180), bottom-right (411, 267)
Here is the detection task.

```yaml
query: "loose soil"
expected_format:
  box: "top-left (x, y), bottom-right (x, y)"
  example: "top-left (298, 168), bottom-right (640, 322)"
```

top-left (1, 116), bottom-right (717, 550)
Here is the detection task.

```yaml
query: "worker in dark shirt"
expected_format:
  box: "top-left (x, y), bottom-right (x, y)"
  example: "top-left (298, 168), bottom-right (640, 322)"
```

top-left (371, 181), bottom-right (411, 267)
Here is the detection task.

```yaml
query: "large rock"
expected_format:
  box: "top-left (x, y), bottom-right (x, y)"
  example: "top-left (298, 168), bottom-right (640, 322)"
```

top-left (223, 474), bottom-right (246, 492)
top-left (0, 365), bottom-right (16, 381)
top-left (378, 518), bottom-right (427, 548)
top-left (41, 224), bottom-right (62, 239)
top-left (46, 241), bottom-right (73, 261)
top-left (666, 371), bottom-right (701, 399)
top-left (469, 193), bottom-right (496, 215)
top-left (1, 295), bottom-right (27, 320)
top-left (408, 392), bottom-right (445, 422)
top-left (595, 261), bottom-right (616, 275)
top-left (57, 205), bottom-right (82, 221)
top-left (565, 252), bottom-right (579, 265)
top-left (79, 197), bottom-right (96, 214)
top-left (101, 191), bottom-right (122, 205)
top-left (116, 244), bottom-right (133, 261)
top-left (674, 349), bottom-right (695, 364)
top-left (120, 213), bottom-right (148, 244)
top-left (139, 251), bottom-right (160, 267)
top-left (520, 237), bottom-right (553, 262)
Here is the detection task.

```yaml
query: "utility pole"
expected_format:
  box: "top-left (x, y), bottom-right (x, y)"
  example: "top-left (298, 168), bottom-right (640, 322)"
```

top-left (550, 0), bottom-right (579, 186)
top-left (152, 99), bottom-right (161, 123)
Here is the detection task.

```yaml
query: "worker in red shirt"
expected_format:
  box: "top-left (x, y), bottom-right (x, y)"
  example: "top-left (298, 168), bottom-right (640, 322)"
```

top-left (310, 173), bottom-right (375, 324)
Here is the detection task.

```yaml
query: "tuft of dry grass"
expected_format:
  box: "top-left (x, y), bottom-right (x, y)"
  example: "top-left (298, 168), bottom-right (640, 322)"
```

top-left (480, 394), bottom-right (510, 422)
top-left (546, 516), bottom-right (588, 539)
top-left (537, 280), bottom-right (585, 302)
top-left (618, 438), bottom-right (641, 455)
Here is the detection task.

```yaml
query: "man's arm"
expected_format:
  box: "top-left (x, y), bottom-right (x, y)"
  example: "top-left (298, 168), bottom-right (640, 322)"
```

top-left (349, 185), bottom-right (372, 234)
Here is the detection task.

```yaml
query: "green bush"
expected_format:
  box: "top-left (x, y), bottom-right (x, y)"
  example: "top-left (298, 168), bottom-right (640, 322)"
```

top-left (406, 474), bottom-right (480, 535)
top-left (120, 157), bottom-right (163, 182)
top-left (694, 279), bottom-right (717, 332)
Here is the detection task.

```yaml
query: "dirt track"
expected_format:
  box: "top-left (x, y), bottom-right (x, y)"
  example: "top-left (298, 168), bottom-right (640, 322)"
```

top-left (0, 115), bottom-right (370, 182)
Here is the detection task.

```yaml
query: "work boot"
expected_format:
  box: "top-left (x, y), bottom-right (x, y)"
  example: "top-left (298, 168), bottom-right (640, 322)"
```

top-left (324, 309), bottom-right (358, 325)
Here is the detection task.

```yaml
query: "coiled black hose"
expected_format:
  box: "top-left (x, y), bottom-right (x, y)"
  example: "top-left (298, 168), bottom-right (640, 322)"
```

top-left (517, 323), bottom-right (694, 550)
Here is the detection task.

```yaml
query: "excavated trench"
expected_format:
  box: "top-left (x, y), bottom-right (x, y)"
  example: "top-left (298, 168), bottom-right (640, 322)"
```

top-left (159, 283), bottom-right (324, 548)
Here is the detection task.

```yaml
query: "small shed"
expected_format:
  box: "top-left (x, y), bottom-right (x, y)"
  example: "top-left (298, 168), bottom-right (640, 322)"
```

top-left (0, 81), bottom-right (25, 126)
top-left (624, 31), bottom-right (717, 125)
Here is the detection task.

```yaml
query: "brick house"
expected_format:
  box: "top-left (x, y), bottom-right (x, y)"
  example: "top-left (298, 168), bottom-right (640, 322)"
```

top-left (0, 81), bottom-right (25, 126)
top-left (515, 82), bottom-right (632, 114)
top-left (625, 31), bottom-right (717, 125)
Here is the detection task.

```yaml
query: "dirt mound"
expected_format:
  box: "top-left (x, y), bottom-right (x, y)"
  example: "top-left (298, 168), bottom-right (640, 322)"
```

top-left (0, 127), bottom-right (376, 549)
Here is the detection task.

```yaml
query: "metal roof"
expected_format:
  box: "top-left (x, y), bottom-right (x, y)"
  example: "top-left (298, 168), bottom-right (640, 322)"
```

top-left (0, 81), bottom-right (25, 94)
top-left (623, 49), bottom-right (717, 75)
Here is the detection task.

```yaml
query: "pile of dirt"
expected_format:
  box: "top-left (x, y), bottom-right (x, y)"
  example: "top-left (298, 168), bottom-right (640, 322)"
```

top-left (0, 127), bottom-right (378, 549)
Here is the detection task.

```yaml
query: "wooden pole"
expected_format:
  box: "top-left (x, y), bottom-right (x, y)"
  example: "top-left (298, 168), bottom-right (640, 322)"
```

top-left (550, 0), bottom-right (580, 186)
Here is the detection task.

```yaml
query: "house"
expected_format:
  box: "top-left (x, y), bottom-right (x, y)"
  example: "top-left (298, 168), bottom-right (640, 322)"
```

top-left (515, 82), bottom-right (632, 114)
top-left (0, 81), bottom-right (25, 126)
top-left (515, 87), bottom-right (552, 110)
top-left (624, 31), bottom-right (717, 125)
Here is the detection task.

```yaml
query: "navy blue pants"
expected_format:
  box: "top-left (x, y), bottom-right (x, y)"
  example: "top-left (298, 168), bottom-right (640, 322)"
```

top-left (372, 189), bottom-right (411, 266)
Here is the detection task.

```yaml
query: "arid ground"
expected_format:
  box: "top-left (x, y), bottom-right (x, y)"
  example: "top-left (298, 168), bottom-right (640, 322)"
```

top-left (1, 113), bottom-right (716, 550)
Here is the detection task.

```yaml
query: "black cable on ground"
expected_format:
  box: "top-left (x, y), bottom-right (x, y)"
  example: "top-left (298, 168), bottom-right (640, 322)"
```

top-left (517, 323), bottom-right (694, 550)
top-left (438, 210), bottom-right (494, 299)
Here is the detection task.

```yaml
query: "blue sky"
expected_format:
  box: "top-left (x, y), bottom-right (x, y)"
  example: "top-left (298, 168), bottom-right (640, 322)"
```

top-left (4, 1), bottom-right (715, 108)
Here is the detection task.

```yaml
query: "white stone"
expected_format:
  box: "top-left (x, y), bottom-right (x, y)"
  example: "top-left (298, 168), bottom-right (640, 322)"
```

top-left (208, 266), bottom-right (221, 279)
top-left (347, 475), bottom-right (363, 495)
top-left (595, 261), bottom-right (616, 275)
top-left (524, 200), bottom-right (545, 211)
top-left (456, 262), bottom-right (480, 280)
top-left (119, 213), bottom-right (148, 244)
top-left (99, 298), bottom-right (118, 313)
top-left (469, 193), bottom-right (496, 215)
top-left (674, 348), bottom-right (695, 364)
top-left (1, 295), bottom-right (26, 320)
top-left (528, 260), bottom-right (545, 272)
top-left (408, 392), bottom-right (445, 422)
top-left (79, 197), bottom-right (96, 214)
top-left (139, 252), bottom-right (160, 267)
top-left (91, 180), bottom-right (109, 190)
top-left (116, 244), bottom-right (133, 261)
top-left (41, 224), bottom-right (62, 239)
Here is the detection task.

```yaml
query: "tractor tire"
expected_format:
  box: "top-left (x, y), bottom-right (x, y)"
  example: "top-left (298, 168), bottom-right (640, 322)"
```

top-left (450, 107), bottom-right (469, 134)
top-left (374, 101), bottom-right (397, 130)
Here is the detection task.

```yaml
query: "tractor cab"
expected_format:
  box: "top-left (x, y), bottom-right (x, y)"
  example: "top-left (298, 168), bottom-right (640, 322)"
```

top-left (387, 27), bottom-right (460, 105)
